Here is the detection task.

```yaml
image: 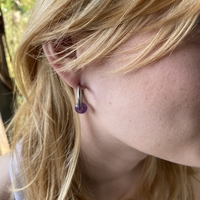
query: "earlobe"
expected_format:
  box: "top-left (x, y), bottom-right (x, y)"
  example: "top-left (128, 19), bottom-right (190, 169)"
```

top-left (42, 41), bottom-right (80, 88)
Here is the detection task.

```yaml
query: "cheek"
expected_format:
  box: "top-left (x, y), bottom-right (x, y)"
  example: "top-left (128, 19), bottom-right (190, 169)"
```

top-left (133, 64), bottom-right (200, 166)
top-left (100, 52), bottom-right (200, 166)
top-left (83, 42), bottom-right (200, 167)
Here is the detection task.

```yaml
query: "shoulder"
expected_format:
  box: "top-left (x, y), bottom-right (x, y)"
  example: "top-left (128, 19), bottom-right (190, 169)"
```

top-left (0, 153), bottom-right (12, 200)
top-left (193, 169), bottom-right (200, 200)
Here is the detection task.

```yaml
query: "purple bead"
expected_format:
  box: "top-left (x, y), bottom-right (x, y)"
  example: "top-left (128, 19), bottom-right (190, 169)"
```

top-left (75, 102), bottom-right (87, 114)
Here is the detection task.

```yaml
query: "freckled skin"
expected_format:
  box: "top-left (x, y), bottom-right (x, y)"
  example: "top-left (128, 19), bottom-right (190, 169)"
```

top-left (42, 24), bottom-right (200, 199)
top-left (80, 30), bottom-right (200, 168)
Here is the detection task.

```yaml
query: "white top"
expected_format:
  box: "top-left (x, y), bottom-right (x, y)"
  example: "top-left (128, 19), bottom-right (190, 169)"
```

top-left (9, 146), bottom-right (25, 200)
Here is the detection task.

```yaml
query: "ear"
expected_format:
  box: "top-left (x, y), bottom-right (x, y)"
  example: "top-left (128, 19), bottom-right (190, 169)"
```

top-left (42, 40), bottom-right (80, 88)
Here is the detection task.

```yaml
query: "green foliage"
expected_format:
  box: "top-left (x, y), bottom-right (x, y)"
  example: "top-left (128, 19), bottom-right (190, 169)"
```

top-left (1, 0), bottom-right (35, 104)
top-left (1, 0), bottom-right (35, 72)
top-left (2, 0), bottom-right (34, 14)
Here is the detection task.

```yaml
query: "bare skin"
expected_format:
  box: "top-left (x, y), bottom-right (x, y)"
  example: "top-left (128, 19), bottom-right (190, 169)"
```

top-left (41, 26), bottom-right (200, 199)
top-left (0, 153), bottom-right (12, 200)
top-left (0, 118), bottom-right (10, 155)
top-left (1, 154), bottom-right (200, 199)
top-left (79, 31), bottom-right (200, 199)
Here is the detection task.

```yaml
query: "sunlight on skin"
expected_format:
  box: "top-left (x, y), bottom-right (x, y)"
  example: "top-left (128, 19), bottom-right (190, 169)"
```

top-left (0, 117), bottom-right (10, 155)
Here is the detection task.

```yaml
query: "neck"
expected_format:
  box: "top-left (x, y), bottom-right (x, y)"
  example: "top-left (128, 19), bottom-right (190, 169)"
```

top-left (80, 158), bottom-right (145, 200)
top-left (80, 127), bottom-right (147, 200)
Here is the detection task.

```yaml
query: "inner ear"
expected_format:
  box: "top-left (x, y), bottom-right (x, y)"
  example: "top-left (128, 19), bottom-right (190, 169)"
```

top-left (43, 38), bottom-right (81, 88)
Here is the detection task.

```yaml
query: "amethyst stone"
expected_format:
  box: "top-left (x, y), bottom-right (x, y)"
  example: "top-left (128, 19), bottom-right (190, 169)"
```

top-left (75, 102), bottom-right (87, 114)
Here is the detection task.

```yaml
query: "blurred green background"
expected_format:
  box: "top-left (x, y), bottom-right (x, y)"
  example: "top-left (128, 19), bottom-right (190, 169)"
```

top-left (1, 0), bottom-right (34, 75)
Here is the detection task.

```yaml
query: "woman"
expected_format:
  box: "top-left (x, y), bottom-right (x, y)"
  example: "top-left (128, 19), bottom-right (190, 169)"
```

top-left (1, 0), bottom-right (200, 199)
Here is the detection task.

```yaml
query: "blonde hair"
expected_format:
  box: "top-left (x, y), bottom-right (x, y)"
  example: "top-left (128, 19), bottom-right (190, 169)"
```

top-left (10, 0), bottom-right (200, 199)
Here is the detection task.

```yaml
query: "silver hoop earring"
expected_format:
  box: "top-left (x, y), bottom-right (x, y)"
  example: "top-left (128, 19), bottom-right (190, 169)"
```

top-left (75, 85), bottom-right (87, 114)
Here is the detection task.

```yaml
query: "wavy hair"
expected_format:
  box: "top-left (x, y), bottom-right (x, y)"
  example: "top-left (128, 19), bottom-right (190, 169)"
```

top-left (10, 0), bottom-right (200, 199)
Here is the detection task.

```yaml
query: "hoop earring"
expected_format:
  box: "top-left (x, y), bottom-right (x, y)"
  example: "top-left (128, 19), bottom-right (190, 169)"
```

top-left (75, 85), bottom-right (87, 114)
